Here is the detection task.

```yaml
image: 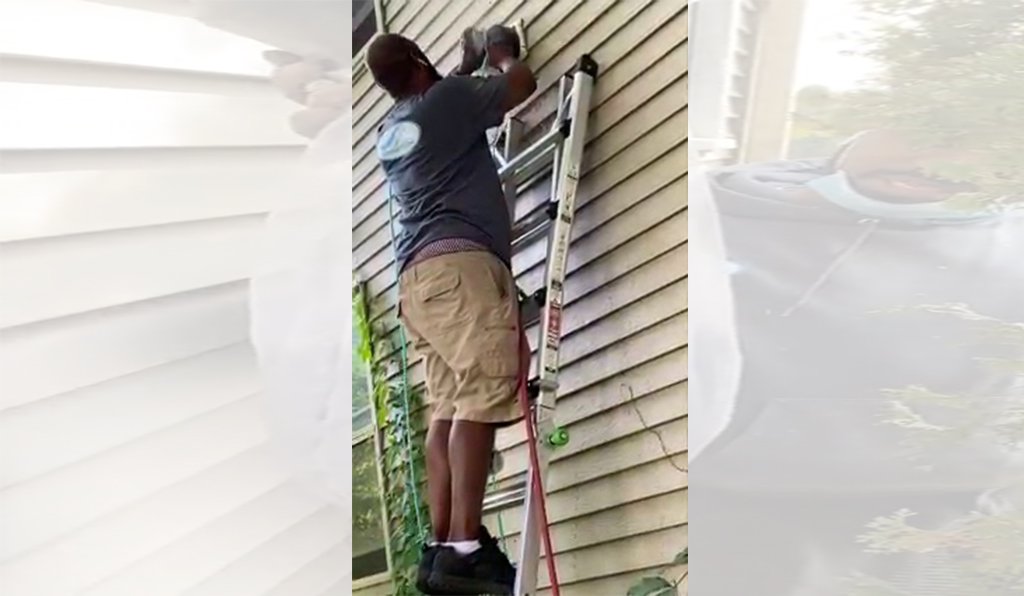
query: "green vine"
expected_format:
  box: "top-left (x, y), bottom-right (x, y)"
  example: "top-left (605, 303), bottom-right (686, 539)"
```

top-left (627, 548), bottom-right (688, 596)
top-left (354, 280), bottom-right (430, 595)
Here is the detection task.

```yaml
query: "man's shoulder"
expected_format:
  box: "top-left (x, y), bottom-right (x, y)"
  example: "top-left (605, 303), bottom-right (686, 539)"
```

top-left (417, 76), bottom-right (474, 111)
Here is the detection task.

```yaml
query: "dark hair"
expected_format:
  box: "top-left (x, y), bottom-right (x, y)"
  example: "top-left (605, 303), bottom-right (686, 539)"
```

top-left (366, 34), bottom-right (440, 97)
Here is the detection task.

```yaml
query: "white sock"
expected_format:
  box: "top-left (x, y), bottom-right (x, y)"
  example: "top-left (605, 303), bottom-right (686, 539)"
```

top-left (447, 540), bottom-right (482, 555)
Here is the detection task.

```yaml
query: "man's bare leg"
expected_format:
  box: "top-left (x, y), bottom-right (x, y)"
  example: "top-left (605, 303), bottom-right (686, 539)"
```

top-left (447, 420), bottom-right (497, 541)
top-left (426, 419), bottom-right (453, 543)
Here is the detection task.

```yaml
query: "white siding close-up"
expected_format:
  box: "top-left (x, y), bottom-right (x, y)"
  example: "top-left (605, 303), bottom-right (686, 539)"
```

top-left (0, 2), bottom-right (349, 595)
top-left (352, 1), bottom-right (688, 594)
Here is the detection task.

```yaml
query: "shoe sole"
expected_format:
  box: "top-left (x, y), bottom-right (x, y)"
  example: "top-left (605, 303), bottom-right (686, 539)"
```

top-left (426, 570), bottom-right (512, 596)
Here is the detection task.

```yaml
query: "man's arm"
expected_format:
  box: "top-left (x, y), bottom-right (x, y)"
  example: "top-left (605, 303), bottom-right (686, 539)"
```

top-left (448, 26), bottom-right (537, 119)
top-left (489, 53), bottom-right (538, 114)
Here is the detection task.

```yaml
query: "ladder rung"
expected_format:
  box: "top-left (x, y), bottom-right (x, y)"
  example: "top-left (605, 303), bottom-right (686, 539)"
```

top-left (512, 217), bottom-right (552, 249)
top-left (483, 481), bottom-right (527, 514)
top-left (498, 127), bottom-right (564, 182)
top-left (512, 200), bottom-right (558, 248)
top-left (512, 149), bottom-right (556, 188)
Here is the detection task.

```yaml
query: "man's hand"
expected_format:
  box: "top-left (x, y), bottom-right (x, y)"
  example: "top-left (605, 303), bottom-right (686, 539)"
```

top-left (266, 52), bottom-right (347, 139)
top-left (484, 25), bottom-right (521, 69)
top-left (482, 26), bottom-right (537, 112)
top-left (454, 28), bottom-right (486, 76)
top-left (265, 50), bottom-right (342, 102)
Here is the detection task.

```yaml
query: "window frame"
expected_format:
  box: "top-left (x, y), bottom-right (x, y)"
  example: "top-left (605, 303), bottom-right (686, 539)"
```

top-left (352, 0), bottom-right (387, 78)
top-left (351, 312), bottom-right (390, 581)
top-left (352, 379), bottom-right (391, 581)
top-left (350, 0), bottom-right (394, 582)
top-left (689, 0), bottom-right (754, 156)
top-left (351, 430), bottom-right (391, 580)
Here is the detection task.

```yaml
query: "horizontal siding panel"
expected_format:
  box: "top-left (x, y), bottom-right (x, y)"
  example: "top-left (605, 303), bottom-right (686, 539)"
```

top-left (0, 53), bottom-right (277, 96)
top-left (0, 445), bottom-right (292, 596)
top-left (1, 396), bottom-right (268, 561)
top-left (179, 507), bottom-right (347, 596)
top-left (499, 490), bottom-right (686, 572)
top-left (486, 457), bottom-right (686, 538)
top-left (491, 389), bottom-right (687, 534)
top-left (0, 0), bottom-right (271, 76)
top-left (0, 167), bottom-right (305, 242)
top-left (0, 285), bottom-right (249, 411)
top-left (515, 172), bottom-right (686, 301)
top-left (0, 343), bottom-right (258, 489)
top-left (0, 217), bottom-right (264, 327)
top-left (560, 570), bottom-right (682, 596)
top-left (0, 146), bottom-right (303, 174)
top-left (0, 83), bottom-right (301, 150)
top-left (77, 486), bottom-right (332, 596)
top-left (548, 528), bottom-right (686, 596)
top-left (494, 372), bottom-right (687, 489)
top-left (261, 543), bottom-right (352, 596)
top-left (351, 574), bottom-right (391, 596)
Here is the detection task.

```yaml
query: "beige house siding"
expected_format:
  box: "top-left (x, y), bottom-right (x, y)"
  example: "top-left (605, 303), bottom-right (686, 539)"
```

top-left (351, 0), bottom-right (687, 594)
top-left (0, 3), bottom-right (350, 595)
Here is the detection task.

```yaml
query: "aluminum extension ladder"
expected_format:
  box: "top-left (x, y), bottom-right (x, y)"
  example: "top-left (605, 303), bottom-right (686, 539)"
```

top-left (488, 53), bottom-right (598, 596)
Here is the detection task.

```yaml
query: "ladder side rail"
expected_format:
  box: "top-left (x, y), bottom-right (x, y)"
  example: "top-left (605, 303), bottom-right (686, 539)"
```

top-left (514, 54), bottom-right (597, 596)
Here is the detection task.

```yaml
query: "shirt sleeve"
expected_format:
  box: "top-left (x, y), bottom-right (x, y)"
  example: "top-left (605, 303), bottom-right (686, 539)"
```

top-left (439, 74), bottom-right (511, 132)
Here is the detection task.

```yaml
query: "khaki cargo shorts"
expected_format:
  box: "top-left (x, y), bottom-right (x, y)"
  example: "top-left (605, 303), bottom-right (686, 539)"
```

top-left (398, 250), bottom-right (527, 425)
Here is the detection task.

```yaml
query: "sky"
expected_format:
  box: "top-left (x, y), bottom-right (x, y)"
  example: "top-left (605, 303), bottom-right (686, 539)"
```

top-left (793, 0), bottom-right (878, 90)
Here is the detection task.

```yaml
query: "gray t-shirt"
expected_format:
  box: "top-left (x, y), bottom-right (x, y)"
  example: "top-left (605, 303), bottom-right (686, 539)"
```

top-left (376, 75), bottom-right (512, 272)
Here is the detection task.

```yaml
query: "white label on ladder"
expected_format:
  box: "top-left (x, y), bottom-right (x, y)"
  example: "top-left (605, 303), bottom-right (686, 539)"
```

top-left (545, 291), bottom-right (563, 352)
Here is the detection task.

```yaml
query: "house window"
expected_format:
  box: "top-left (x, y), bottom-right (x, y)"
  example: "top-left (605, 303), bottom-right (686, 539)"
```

top-left (352, 321), bottom-right (389, 579)
top-left (353, 0), bottom-right (378, 56)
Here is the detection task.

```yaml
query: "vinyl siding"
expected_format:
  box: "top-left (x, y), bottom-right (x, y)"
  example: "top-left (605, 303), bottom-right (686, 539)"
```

top-left (0, 2), bottom-right (349, 595)
top-left (351, 0), bottom-right (687, 593)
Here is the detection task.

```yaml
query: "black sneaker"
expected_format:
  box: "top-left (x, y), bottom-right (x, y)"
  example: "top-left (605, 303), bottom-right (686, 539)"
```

top-left (416, 543), bottom-right (442, 595)
top-left (427, 527), bottom-right (516, 595)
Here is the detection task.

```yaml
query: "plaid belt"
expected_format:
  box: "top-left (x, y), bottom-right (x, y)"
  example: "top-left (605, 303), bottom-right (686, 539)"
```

top-left (407, 238), bottom-right (489, 268)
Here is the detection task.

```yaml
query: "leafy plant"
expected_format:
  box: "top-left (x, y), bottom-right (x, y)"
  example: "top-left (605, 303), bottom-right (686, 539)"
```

top-left (851, 307), bottom-right (1024, 594)
top-left (627, 548), bottom-right (687, 596)
top-left (783, 2), bottom-right (1024, 593)
top-left (354, 280), bottom-right (430, 595)
top-left (790, 0), bottom-right (1024, 204)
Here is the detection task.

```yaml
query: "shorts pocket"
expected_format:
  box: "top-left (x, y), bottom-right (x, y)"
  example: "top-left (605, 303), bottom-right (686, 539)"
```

top-left (478, 327), bottom-right (521, 379)
top-left (416, 269), bottom-right (462, 302)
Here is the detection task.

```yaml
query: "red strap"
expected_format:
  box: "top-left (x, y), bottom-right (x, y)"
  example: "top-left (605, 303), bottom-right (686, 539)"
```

top-left (516, 326), bottom-right (561, 596)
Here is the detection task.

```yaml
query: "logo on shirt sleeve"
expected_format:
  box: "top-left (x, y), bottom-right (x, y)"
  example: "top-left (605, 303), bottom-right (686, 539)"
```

top-left (376, 120), bottom-right (422, 161)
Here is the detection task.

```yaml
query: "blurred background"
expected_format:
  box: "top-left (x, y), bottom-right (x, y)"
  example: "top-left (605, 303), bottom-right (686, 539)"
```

top-left (0, 1), bottom-right (354, 595)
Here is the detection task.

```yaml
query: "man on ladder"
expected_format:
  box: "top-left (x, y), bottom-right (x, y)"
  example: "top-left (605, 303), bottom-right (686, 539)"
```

top-left (367, 28), bottom-right (537, 595)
